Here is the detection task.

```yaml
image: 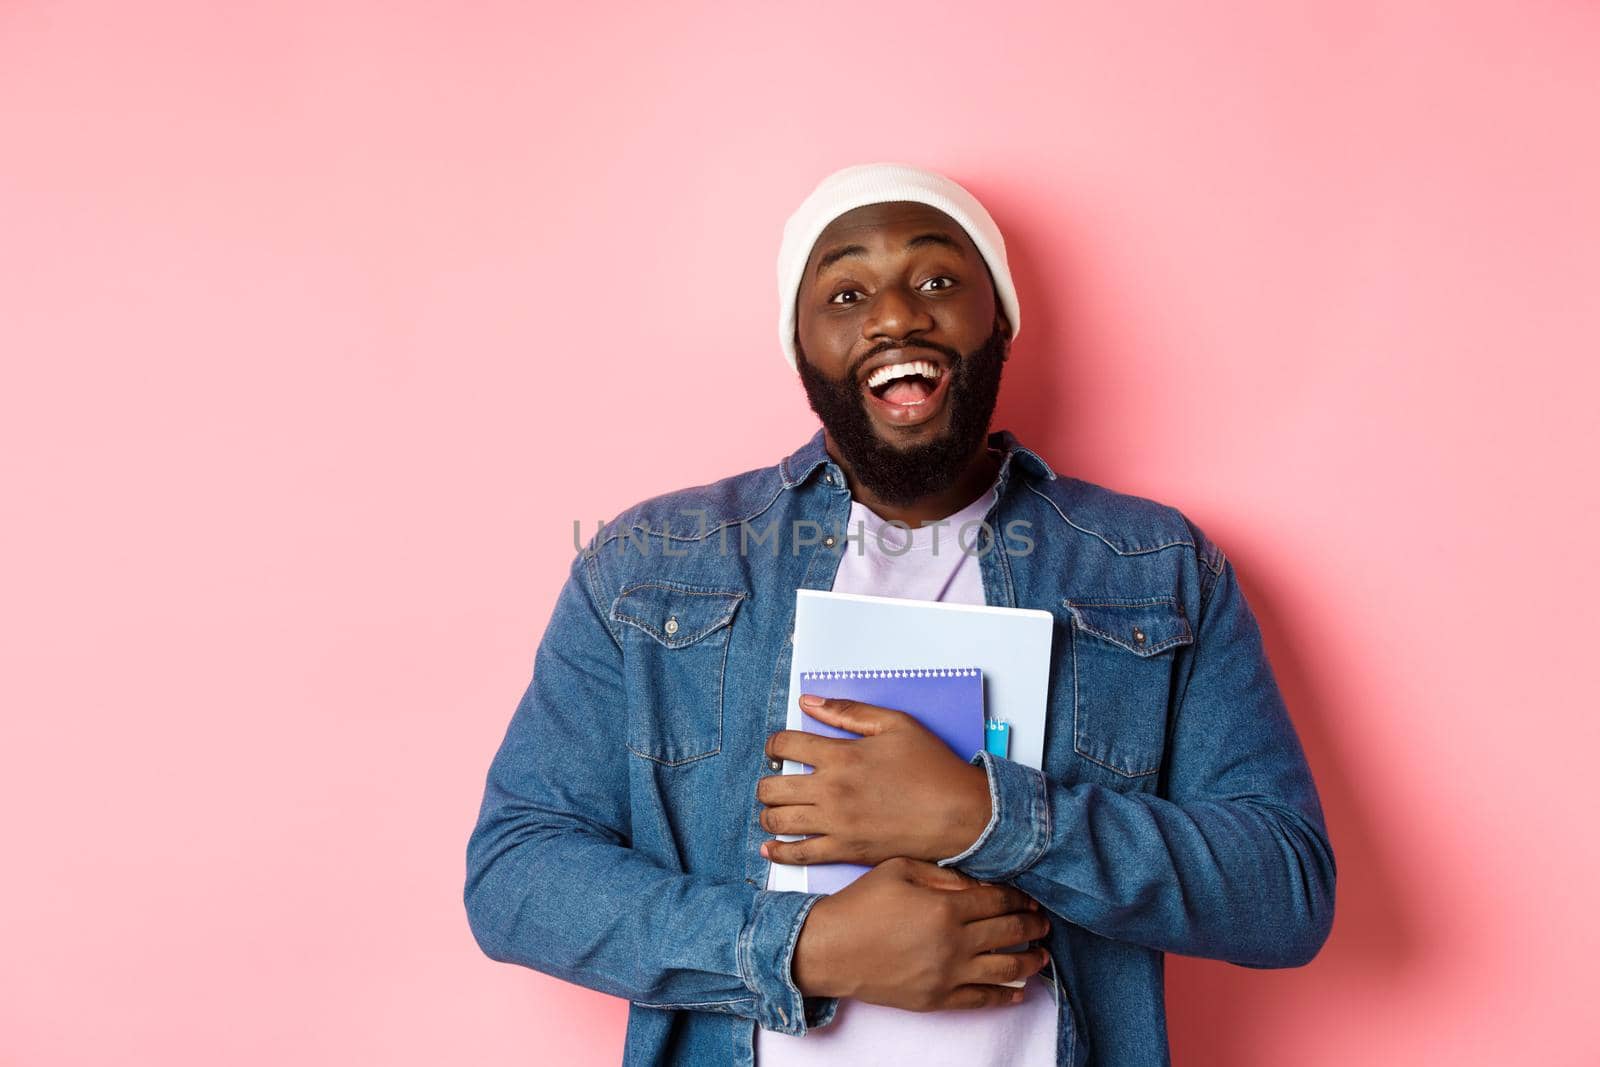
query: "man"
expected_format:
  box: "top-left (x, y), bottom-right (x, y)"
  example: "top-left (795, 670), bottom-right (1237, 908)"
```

top-left (465, 162), bottom-right (1335, 1066)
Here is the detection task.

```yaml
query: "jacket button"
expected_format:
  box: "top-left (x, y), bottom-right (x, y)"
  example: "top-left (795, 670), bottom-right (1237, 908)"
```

top-left (823, 536), bottom-right (836, 547)
top-left (1132, 627), bottom-right (1146, 645)
top-left (768, 758), bottom-right (782, 772)
top-left (664, 616), bottom-right (679, 636)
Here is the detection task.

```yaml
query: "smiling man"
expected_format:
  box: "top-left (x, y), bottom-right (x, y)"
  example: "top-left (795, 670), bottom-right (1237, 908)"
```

top-left (465, 163), bottom-right (1336, 1067)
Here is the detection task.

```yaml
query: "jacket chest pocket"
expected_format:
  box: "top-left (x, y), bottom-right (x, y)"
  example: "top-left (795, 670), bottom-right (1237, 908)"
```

top-left (610, 581), bottom-right (746, 767)
top-left (1065, 597), bottom-right (1194, 779)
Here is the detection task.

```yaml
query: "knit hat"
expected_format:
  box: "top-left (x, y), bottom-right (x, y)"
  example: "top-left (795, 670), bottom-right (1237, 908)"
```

top-left (776, 162), bottom-right (1021, 371)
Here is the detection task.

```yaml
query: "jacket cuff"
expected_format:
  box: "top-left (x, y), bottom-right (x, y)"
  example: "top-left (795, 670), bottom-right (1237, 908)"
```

top-left (937, 750), bottom-right (1051, 882)
top-left (737, 890), bottom-right (839, 1035)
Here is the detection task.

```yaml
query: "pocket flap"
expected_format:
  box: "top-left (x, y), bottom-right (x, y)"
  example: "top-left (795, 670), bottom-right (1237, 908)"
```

top-left (1065, 597), bottom-right (1193, 657)
top-left (611, 582), bottom-right (745, 648)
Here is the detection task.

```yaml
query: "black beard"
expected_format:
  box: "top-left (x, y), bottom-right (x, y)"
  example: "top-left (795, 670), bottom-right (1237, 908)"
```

top-left (796, 325), bottom-right (1008, 508)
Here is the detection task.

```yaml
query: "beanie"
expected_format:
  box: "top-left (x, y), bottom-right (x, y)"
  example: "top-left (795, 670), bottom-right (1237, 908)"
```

top-left (776, 162), bottom-right (1021, 371)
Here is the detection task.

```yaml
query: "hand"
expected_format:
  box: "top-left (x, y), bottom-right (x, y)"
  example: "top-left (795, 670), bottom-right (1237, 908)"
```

top-left (791, 857), bottom-right (1051, 1011)
top-left (758, 694), bottom-right (992, 866)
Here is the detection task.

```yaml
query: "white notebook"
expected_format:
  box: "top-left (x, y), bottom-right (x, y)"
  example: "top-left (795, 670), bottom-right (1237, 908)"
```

top-left (768, 589), bottom-right (1056, 893)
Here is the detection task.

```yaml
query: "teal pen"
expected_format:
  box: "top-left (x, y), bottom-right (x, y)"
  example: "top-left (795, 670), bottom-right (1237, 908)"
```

top-left (984, 719), bottom-right (1011, 758)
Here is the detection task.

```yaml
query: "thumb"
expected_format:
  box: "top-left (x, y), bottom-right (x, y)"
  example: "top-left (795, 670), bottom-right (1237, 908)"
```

top-left (895, 858), bottom-right (979, 892)
top-left (797, 694), bottom-right (900, 736)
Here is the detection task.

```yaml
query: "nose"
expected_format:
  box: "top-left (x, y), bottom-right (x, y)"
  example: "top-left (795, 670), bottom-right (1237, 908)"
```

top-left (862, 282), bottom-right (934, 344)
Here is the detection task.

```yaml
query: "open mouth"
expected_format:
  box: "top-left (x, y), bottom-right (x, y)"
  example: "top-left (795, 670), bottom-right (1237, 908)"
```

top-left (861, 357), bottom-right (951, 426)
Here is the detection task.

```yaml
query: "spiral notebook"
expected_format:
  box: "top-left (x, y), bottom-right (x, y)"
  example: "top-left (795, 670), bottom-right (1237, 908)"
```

top-left (797, 668), bottom-right (986, 895)
top-left (769, 589), bottom-right (1056, 897)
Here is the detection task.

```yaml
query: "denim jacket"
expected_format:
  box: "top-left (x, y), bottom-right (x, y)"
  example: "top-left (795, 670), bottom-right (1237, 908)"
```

top-left (464, 428), bottom-right (1335, 1067)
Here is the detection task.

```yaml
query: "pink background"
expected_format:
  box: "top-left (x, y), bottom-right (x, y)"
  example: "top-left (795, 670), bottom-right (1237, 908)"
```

top-left (3, 2), bottom-right (1597, 1063)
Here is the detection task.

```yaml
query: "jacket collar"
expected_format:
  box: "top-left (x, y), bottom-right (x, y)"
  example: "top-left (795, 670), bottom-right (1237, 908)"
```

top-left (779, 427), bottom-right (1056, 490)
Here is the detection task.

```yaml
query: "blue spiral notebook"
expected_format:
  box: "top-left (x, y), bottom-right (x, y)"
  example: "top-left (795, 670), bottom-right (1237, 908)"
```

top-left (797, 667), bottom-right (985, 895)
top-left (768, 589), bottom-right (1056, 899)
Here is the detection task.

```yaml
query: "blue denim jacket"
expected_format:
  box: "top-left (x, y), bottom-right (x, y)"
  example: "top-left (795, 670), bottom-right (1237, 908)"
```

top-left (465, 428), bottom-right (1335, 1067)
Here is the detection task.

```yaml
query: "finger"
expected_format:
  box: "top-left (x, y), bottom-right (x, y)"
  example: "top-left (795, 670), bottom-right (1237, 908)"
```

top-left (761, 835), bottom-right (844, 866)
top-left (797, 694), bottom-right (907, 737)
top-left (895, 859), bottom-right (981, 892)
top-left (937, 984), bottom-right (1030, 1011)
top-left (759, 804), bottom-right (827, 837)
top-left (962, 947), bottom-right (1051, 988)
top-left (755, 773), bottom-right (817, 806)
top-left (965, 911), bottom-right (1051, 954)
top-left (949, 884), bottom-right (1039, 922)
top-left (765, 729), bottom-right (847, 766)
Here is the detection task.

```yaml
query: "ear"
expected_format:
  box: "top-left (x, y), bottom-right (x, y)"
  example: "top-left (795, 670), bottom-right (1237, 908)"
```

top-left (993, 288), bottom-right (1014, 344)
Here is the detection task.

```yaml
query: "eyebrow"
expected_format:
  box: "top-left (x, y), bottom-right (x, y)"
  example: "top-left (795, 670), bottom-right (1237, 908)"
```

top-left (812, 232), bottom-right (964, 278)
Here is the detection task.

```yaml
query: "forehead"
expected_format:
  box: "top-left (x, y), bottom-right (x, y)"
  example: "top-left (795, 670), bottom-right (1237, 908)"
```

top-left (805, 201), bottom-right (977, 271)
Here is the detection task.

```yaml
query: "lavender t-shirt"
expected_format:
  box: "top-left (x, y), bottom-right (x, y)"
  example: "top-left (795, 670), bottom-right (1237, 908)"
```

top-left (756, 483), bottom-right (1057, 1066)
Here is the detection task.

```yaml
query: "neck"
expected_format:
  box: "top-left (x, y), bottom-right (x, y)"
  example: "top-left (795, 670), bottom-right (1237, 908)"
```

top-left (822, 431), bottom-right (1002, 528)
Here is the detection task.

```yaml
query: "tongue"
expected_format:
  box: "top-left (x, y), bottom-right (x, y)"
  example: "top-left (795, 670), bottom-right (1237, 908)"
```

top-left (882, 377), bottom-right (933, 405)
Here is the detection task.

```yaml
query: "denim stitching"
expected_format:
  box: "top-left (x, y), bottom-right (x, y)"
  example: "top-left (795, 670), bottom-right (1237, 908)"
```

top-left (1006, 440), bottom-right (1058, 481)
top-left (1183, 516), bottom-right (1227, 578)
top-left (622, 617), bottom-right (729, 767)
top-left (596, 481), bottom-right (789, 548)
top-left (1024, 760), bottom-right (1051, 872)
top-left (1071, 625), bottom-right (1163, 778)
top-left (613, 583), bottom-right (741, 765)
top-left (609, 607), bottom-right (737, 646)
top-left (580, 552), bottom-right (625, 653)
top-left (1072, 746), bottom-right (1161, 778)
top-left (780, 449), bottom-right (826, 489)
top-left (624, 739), bottom-right (726, 764)
top-left (736, 906), bottom-right (757, 999)
top-left (1064, 598), bottom-right (1194, 657)
top-left (634, 996), bottom-right (757, 1011)
top-left (740, 895), bottom-right (766, 1013)
top-left (624, 742), bottom-right (723, 767)
top-left (1168, 558), bottom-right (1230, 746)
top-left (1023, 482), bottom-right (1195, 557)
top-left (610, 584), bottom-right (746, 647)
top-left (737, 893), bottom-right (814, 1035)
top-left (778, 894), bottom-right (824, 1032)
top-left (618, 579), bottom-right (750, 597)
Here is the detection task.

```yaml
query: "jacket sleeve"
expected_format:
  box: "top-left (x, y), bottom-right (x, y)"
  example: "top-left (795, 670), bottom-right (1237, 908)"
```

top-left (464, 550), bottom-right (836, 1035)
top-left (938, 542), bottom-right (1336, 967)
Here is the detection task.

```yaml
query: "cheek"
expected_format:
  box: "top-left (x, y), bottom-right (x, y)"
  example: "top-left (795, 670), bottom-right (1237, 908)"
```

top-left (796, 321), bottom-right (854, 375)
top-left (950, 294), bottom-right (998, 347)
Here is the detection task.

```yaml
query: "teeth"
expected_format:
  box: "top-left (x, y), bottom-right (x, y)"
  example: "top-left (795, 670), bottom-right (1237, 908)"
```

top-left (866, 359), bottom-right (942, 390)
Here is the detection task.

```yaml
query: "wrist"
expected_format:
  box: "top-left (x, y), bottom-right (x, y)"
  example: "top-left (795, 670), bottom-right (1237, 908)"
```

top-left (940, 761), bottom-right (993, 860)
top-left (792, 895), bottom-right (854, 1000)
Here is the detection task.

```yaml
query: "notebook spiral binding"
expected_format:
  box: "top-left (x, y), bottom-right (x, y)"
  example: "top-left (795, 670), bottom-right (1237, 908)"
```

top-left (800, 668), bottom-right (980, 680)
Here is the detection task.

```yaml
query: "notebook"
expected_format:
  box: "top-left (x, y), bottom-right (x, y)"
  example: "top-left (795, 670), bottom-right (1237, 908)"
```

top-left (796, 667), bottom-right (986, 895)
top-left (769, 589), bottom-right (1056, 895)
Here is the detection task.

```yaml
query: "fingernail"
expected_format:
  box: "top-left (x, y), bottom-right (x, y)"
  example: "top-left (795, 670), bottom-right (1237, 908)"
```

top-left (799, 694), bottom-right (821, 706)
top-left (759, 843), bottom-right (770, 858)
top-left (1011, 990), bottom-right (1024, 1003)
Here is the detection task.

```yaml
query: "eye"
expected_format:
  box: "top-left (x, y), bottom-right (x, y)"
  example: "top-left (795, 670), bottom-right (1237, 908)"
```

top-left (828, 289), bottom-right (864, 305)
top-left (919, 276), bottom-right (957, 292)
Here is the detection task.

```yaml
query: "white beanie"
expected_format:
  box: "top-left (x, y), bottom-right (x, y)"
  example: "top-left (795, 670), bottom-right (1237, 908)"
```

top-left (776, 162), bottom-right (1021, 371)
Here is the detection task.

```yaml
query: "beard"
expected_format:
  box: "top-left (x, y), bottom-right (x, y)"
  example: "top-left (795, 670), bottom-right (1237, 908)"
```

top-left (795, 324), bottom-right (1008, 508)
